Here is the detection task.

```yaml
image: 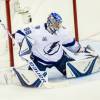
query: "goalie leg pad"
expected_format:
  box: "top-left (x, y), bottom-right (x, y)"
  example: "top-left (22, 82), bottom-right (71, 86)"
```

top-left (0, 67), bottom-right (43, 87)
top-left (0, 68), bottom-right (21, 85)
top-left (66, 56), bottom-right (99, 78)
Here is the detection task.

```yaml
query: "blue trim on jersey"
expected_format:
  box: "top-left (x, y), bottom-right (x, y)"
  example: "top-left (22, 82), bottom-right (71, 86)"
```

top-left (67, 56), bottom-right (98, 77)
top-left (31, 51), bottom-right (74, 66)
top-left (13, 68), bottom-right (42, 87)
top-left (16, 27), bottom-right (32, 36)
top-left (63, 39), bottom-right (75, 47)
top-left (16, 30), bottom-right (26, 36)
top-left (31, 53), bottom-right (63, 65)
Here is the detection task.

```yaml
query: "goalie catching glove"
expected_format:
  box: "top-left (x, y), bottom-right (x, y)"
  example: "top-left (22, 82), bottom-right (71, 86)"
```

top-left (78, 45), bottom-right (98, 57)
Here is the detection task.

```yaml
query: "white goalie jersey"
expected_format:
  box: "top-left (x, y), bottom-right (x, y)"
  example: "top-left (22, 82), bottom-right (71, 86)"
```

top-left (15, 23), bottom-right (80, 62)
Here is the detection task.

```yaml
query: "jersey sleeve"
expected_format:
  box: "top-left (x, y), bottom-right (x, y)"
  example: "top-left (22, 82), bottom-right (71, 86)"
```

top-left (15, 26), bottom-right (35, 45)
top-left (15, 27), bottom-right (31, 44)
top-left (63, 40), bottom-right (81, 53)
top-left (61, 28), bottom-right (80, 53)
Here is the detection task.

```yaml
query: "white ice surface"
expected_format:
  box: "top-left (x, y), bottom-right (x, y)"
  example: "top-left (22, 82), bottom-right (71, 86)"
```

top-left (0, 40), bottom-right (100, 100)
top-left (0, 0), bottom-right (100, 99)
top-left (0, 69), bottom-right (100, 100)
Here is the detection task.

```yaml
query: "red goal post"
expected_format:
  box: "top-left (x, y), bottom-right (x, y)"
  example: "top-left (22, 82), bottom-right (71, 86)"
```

top-left (72, 0), bottom-right (79, 42)
top-left (5, 0), bottom-right (14, 67)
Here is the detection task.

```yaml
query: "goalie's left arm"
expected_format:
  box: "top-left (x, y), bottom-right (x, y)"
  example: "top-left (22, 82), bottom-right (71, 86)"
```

top-left (62, 38), bottom-right (81, 53)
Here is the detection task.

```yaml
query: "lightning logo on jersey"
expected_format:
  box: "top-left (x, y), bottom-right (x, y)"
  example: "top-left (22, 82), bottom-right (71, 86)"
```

top-left (43, 41), bottom-right (60, 55)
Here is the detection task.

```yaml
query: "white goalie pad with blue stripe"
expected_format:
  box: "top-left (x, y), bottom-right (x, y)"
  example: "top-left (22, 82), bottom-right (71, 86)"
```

top-left (66, 56), bottom-right (100, 78)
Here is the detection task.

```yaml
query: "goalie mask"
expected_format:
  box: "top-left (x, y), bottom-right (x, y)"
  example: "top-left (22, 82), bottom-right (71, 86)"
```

top-left (47, 12), bottom-right (62, 34)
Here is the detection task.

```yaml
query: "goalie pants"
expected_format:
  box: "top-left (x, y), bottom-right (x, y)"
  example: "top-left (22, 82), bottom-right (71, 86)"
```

top-left (29, 52), bottom-right (75, 76)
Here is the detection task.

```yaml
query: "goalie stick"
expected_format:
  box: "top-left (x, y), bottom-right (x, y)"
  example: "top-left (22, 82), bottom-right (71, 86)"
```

top-left (0, 19), bottom-right (47, 87)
